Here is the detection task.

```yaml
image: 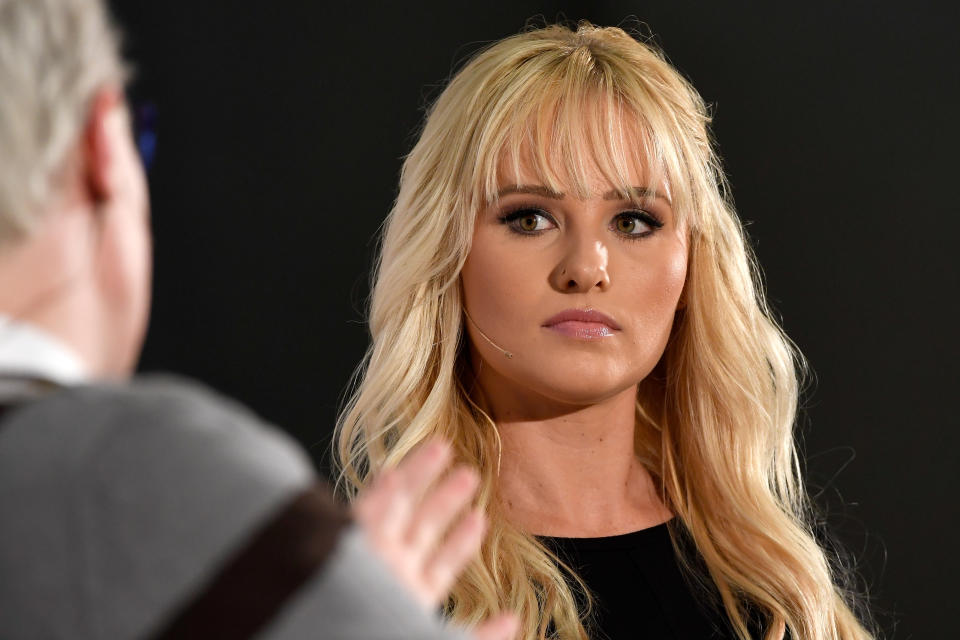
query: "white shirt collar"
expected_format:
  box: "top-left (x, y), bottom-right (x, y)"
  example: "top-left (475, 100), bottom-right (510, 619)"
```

top-left (0, 314), bottom-right (89, 386)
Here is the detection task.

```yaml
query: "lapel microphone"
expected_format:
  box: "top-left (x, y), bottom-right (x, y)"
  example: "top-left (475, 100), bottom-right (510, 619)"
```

top-left (463, 309), bottom-right (514, 359)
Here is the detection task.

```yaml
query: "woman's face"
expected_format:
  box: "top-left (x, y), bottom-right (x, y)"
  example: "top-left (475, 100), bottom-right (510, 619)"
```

top-left (461, 150), bottom-right (688, 411)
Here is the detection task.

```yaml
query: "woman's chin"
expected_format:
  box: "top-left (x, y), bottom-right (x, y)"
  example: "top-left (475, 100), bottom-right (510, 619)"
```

top-left (527, 375), bottom-right (640, 408)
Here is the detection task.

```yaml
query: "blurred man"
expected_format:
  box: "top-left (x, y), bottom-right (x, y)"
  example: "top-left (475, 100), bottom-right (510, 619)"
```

top-left (0, 1), bottom-right (515, 638)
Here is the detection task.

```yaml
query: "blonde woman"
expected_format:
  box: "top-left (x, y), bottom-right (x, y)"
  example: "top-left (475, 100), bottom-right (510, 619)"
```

top-left (336, 22), bottom-right (875, 640)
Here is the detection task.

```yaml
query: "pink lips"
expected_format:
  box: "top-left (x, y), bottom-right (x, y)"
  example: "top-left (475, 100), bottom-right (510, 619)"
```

top-left (542, 308), bottom-right (622, 339)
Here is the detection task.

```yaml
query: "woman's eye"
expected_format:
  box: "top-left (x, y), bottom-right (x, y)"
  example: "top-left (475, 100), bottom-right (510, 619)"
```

top-left (517, 213), bottom-right (544, 232)
top-left (501, 209), bottom-right (555, 234)
top-left (613, 211), bottom-right (662, 237)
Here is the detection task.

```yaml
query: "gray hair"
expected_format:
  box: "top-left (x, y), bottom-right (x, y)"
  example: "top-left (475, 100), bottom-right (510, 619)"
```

top-left (0, 0), bottom-right (127, 247)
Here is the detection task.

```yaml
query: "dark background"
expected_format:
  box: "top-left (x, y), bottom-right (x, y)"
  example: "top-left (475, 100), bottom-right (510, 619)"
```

top-left (109, 1), bottom-right (958, 638)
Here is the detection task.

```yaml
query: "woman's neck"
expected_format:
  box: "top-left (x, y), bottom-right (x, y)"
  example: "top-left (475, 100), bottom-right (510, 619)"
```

top-left (480, 381), bottom-right (672, 538)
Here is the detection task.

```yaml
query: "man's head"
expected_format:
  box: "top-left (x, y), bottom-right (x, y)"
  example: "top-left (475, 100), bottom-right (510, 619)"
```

top-left (0, 0), bottom-right (151, 377)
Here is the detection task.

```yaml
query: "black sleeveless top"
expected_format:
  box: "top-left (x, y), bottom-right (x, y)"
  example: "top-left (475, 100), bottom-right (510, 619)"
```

top-left (541, 522), bottom-right (737, 640)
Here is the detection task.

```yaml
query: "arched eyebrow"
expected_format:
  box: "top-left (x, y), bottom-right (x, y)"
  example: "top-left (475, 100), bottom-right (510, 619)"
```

top-left (495, 184), bottom-right (563, 199)
top-left (495, 184), bottom-right (671, 205)
top-left (603, 187), bottom-right (672, 205)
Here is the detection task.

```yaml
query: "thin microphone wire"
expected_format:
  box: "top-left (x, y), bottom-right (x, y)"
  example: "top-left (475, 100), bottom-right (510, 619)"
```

top-left (462, 309), bottom-right (513, 359)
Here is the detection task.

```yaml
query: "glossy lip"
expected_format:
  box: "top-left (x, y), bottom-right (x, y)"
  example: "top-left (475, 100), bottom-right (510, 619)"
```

top-left (542, 308), bottom-right (622, 339)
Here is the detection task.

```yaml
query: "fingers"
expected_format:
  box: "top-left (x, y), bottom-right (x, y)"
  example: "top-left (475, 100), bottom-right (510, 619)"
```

top-left (471, 613), bottom-right (520, 640)
top-left (354, 439), bottom-right (452, 533)
top-left (352, 467), bottom-right (398, 524)
top-left (406, 465), bottom-right (479, 553)
top-left (353, 438), bottom-right (489, 611)
top-left (423, 506), bottom-right (486, 602)
top-left (392, 439), bottom-right (455, 499)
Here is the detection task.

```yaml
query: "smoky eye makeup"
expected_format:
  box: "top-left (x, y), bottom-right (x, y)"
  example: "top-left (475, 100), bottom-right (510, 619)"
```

top-left (496, 203), bottom-right (666, 240)
top-left (611, 209), bottom-right (665, 239)
top-left (496, 204), bottom-right (557, 235)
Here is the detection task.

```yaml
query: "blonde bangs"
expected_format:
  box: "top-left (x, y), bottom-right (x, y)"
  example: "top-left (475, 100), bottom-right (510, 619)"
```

top-left (462, 44), bottom-right (698, 230)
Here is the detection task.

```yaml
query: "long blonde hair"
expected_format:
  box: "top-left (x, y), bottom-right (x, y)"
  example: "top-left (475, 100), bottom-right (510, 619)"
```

top-left (335, 22), bottom-right (874, 640)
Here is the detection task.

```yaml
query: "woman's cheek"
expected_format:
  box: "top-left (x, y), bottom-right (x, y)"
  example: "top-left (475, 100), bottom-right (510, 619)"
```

top-left (465, 234), bottom-right (537, 325)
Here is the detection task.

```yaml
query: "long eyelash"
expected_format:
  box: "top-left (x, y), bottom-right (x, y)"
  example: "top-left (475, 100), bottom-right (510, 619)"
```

top-left (497, 204), bottom-right (554, 236)
top-left (613, 209), bottom-right (664, 241)
top-left (620, 209), bottom-right (664, 228)
top-left (496, 204), bottom-right (550, 222)
top-left (495, 206), bottom-right (665, 240)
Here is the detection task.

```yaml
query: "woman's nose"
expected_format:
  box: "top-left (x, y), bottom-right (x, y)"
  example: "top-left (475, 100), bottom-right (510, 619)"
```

top-left (549, 238), bottom-right (611, 293)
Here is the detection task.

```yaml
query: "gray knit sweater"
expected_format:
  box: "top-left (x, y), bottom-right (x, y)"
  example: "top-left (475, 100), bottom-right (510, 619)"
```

top-left (0, 375), bottom-right (464, 640)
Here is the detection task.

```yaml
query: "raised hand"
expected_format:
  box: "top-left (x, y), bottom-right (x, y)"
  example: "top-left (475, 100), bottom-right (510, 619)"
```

top-left (353, 439), bottom-right (517, 640)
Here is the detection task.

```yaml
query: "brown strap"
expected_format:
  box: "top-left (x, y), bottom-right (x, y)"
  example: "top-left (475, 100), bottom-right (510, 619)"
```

top-left (0, 400), bottom-right (23, 430)
top-left (151, 483), bottom-right (352, 639)
top-left (0, 374), bottom-right (62, 427)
